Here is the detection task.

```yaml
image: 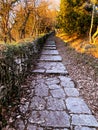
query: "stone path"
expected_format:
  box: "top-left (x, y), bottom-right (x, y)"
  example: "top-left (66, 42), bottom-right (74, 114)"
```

top-left (15, 36), bottom-right (98, 130)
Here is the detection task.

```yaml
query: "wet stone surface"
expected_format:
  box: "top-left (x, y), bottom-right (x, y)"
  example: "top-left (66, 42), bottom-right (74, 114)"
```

top-left (14, 38), bottom-right (98, 130)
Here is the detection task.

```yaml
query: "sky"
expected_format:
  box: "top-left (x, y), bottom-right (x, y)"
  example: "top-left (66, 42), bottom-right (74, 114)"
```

top-left (51, 0), bottom-right (60, 4)
top-left (48, 0), bottom-right (60, 10)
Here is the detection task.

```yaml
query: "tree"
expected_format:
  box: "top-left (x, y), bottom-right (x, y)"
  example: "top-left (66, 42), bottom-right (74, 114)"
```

top-left (15, 0), bottom-right (56, 38)
top-left (0, 0), bottom-right (56, 42)
top-left (89, 0), bottom-right (98, 43)
top-left (57, 0), bottom-right (92, 35)
top-left (37, 1), bottom-right (55, 33)
top-left (0, 0), bottom-right (19, 43)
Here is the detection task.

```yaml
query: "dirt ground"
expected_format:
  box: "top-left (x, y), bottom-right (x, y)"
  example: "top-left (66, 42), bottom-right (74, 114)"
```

top-left (55, 36), bottom-right (98, 121)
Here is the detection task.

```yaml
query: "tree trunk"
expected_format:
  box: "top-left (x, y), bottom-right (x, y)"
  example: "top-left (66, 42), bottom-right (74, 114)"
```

top-left (19, 11), bottom-right (30, 39)
top-left (89, 4), bottom-right (95, 44)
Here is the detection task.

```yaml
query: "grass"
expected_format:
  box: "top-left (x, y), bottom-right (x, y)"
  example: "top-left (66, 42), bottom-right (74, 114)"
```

top-left (57, 33), bottom-right (98, 58)
top-left (0, 33), bottom-right (45, 46)
top-left (0, 34), bottom-right (46, 52)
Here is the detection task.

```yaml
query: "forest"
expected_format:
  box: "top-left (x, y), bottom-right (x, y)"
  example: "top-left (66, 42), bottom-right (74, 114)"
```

top-left (0, 0), bottom-right (56, 43)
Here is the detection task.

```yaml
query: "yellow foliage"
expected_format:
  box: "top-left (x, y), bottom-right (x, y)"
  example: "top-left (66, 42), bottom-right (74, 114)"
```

top-left (57, 33), bottom-right (98, 58)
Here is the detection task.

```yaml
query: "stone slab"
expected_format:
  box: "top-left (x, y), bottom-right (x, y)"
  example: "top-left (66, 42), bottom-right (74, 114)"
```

top-left (66, 97), bottom-right (91, 114)
top-left (32, 69), bottom-right (45, 73)
top-left (59, 76), bottom-right (75, 88)
top-left (15, 119), bottom-right (25, 130)
top-left (39, 55), bottom-right (62, 62)
top-left (41, 50), bottom-right (59, 55)
top-left (50, 89), bottom-right (66, 98)
top-left (32, 62), bottom-right (68, 75)
top-left (46, 41), bottom-right (55, 45)
top-left (59, 76), bottom-right (72, 82)
top-left (44, 44), bottom-right (56, 47)
top-left (30, 96), bottom-right (46, 110)
top-left (44, 110), bottom-right (70, 128)
top-left (72, 114), bottom-right (98, 127)
top-left (29, 111), bottom-right (70, 128)
top-left (43, 47), bottom-right (56, 50)
top-left (45, 77), bottom-right (60, 85)
top-left (46, 70), bottom-right (68, 75)
top-left (34, 84), bottom-right (49, 97)
top-left (61, 80), bottom-right (75, 88)
top-left (47, 97), bottom-right (66, 110)
top-left (64, 88), bottom-right (79, 97)
top-left (55, 129), bottom-right (69, 130)
top-left (74, 126), bottom-right (96, 130)
top-left (48, 84), bottom-right (61, 89)
top-left (27, 125), bottom-right (43, 130)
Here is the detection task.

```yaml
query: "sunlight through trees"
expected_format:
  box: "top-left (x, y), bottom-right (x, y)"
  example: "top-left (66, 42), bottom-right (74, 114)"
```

top-left (0, 0), bottom-right (56, 43)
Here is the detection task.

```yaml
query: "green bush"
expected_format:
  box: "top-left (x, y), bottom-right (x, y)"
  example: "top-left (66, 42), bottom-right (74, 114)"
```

top-left (76, 13), bottom-right (91, 35)
top-left (57, 0), bottom-right (98, 35)
top-left (0, 32), bottom-right (53, 107)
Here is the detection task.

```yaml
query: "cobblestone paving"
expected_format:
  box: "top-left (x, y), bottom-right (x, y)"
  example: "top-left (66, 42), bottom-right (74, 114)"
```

top-left (15, 37), bottom-right (98, 130)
